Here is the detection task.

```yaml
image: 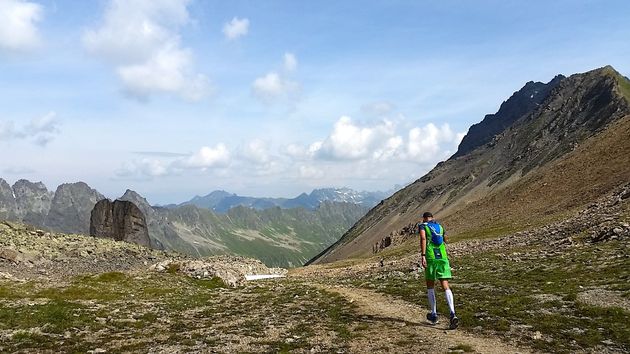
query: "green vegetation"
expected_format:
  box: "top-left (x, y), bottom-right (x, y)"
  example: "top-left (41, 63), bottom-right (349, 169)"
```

top-left (167, 202), bottom-right (369, 268)
top-left (618, 75), bottom-right (630, 101)
top-left (0, 273), bottom-right (365, 352)
top-left (348, 239), bottom-right (630, 353)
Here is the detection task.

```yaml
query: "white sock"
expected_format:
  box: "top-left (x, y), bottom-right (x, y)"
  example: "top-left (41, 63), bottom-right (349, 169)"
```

top-left (445, 289), bottom-right (455, 314)
top-left (427, 288), bottom-right (437, 314)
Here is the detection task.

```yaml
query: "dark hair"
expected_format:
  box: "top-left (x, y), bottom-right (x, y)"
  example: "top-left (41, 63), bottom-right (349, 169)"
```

top-left (422, 212), bottom-right (433, 218)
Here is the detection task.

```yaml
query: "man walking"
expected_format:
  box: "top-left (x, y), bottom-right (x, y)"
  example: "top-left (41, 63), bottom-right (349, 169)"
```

top-left (419, 212), bottom-right (459, 329)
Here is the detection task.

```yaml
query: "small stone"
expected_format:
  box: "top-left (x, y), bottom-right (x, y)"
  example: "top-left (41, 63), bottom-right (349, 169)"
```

top-left (532, 331), bottom-right (543, 340)
top-left (0, 249), bottom-right (20, 263)
top-left (602, 339), bottom-right (614, 346)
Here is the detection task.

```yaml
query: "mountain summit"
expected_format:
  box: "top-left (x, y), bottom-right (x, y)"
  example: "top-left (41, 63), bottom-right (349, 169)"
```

top-left (309, 65), bottom-right (630, 264)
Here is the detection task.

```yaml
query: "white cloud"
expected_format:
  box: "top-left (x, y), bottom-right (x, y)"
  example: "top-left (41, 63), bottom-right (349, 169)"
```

top-left (252, 71), bottom-right (299, 102)
top-left (222, 17), bottom-right (249, 40)
top-left (0, 120), bottom-right (16, 139)
top-left (406, 123), bottom-right (457, 162)
top-left (314, 116), bottom-right (397, 160)
top-left (0, 111), bottom-right (61, 146)
top-left (298, 165), bottom-right (324, 180)
top-left (83, 0), bottom-right (208, 101)
top-left (116, 143), bottom-right (231, 180)
top-left (242, 139), bottom-right (270, 164)
top-left (252, 53), bottom-right (301, 104)
top-left (116, 158), bottom-right (170, 179)
top-left (0, 0), bottom-right (42, 54)
top-left (180, 144), bottom-right (231, 169)
top-left (284, 116), bottom-right (465, 169)
top-left (26, 111), bottom-right (59, 134)
top-left (284, 143), bottom-right (307, 159)
top-left (116, 43), bottom-right (208, 101)
top-left (283, 52), bottom-right (297, 72)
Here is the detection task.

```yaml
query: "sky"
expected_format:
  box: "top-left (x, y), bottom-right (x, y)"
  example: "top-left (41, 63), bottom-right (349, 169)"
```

top-left (1, 0), bottom-right (629, 205)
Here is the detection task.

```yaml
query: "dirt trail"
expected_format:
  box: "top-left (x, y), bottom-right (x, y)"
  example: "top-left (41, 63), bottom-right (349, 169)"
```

top-left (319, 284), bottom-right (534, 354)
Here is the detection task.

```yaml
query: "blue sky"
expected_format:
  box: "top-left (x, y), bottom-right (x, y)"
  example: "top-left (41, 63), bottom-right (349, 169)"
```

top-left (1, 0), bottom-right (629, 204)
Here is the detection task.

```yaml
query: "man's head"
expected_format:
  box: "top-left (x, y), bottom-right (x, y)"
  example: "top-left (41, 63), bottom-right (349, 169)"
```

top-left (422, 211), bottom-right (433, 222)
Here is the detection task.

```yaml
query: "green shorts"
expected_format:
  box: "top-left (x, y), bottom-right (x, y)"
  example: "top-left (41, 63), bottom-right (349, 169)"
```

top-left (425, 259), bottom-right (452, 281)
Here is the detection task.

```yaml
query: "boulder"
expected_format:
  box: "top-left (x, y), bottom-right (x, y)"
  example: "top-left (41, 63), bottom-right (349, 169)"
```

top-left (90, 199), bottom-right (151, 247)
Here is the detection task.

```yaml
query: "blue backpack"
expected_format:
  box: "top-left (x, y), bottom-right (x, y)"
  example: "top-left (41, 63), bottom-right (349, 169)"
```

top-left (424, 221), bottom-right (444, 245)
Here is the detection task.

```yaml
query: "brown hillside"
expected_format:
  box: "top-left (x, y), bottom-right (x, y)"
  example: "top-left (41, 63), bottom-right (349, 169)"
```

top-left (310, 66), bottom-right (630, 264)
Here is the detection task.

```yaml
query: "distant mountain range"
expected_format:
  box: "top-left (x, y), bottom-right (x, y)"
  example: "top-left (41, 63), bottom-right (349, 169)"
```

top-left (172, 187), bottom-right (398, 213)
top-left (0, 181), bottom-right (380, 267)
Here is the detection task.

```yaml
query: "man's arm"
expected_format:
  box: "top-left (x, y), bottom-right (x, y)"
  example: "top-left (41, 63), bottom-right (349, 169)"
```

top-left (420, 228), bottom-right (427, 267)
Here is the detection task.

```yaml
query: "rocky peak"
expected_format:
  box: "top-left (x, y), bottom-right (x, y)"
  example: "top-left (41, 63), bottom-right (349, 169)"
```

top-left (44, 182), bottom-right (105, 234)
top-left (453, 74), bottom-right (565, 158)
top-left (0, 178), bottom-right (17, 220)
top-left (12, 179), bottom-right (53, 225)
top-left (119, 189), bottom-right (155, 218)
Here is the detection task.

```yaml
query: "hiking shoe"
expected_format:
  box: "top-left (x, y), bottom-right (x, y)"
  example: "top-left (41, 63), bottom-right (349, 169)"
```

top-left (449, 313), bottom-right (459, 330)
top-left (426, 312), bottom-right (438, 324)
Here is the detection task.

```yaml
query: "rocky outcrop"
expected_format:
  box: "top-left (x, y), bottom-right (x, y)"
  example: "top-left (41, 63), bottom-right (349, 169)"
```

top-left (0, 220), bottom-right (175, 280)
top-left (45, 182), bottom-right (105, 234)
top-left (151, 256), bottom-right (287, 287)
top-left (0, 179), bottom-right (17, 221)
top-left (90, 199), bottom-right (151, 247)
top-left (119, 189), bottom-right (170, 250)
top-left (454, 75), bottom-right (564, 158)
top-left (12, 179), bottom-right (53, 226)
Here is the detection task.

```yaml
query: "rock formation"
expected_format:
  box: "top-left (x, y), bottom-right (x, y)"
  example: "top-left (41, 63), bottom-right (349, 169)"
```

top-left (0, 179), bottom-right (17, 221)
top-left (90, 199), bottom-right (151, 247)
top-left (12, 179), bottom-right (53, 226)
top-left (44, 182), bottom-right (105, 234)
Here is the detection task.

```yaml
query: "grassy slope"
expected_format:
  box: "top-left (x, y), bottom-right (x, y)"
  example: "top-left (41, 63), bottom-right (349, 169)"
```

top-left (444, 113), bottom-right (630, 237)
top-left (0, 273), bottom-right (365, 353)
top-left (344, 236), bottom-right (630, 353)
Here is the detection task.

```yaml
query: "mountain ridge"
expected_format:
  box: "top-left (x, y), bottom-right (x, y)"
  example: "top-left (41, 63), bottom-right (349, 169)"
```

top-left (0, 180), bottom-right (371, 267)
top-left (309, 65), bottom-right (630, 264)
top-left (177, 187), bottom-right (394, 212)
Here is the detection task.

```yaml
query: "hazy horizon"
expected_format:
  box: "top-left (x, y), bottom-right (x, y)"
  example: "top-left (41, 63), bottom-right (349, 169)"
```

top-left (1, 0), bottom-right (629, 204)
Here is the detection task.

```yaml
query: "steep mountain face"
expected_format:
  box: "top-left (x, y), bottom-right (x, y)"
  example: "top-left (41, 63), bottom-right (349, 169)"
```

top-left (453, 75), bottom-right (564, 158)
top-left (310, 66), bottom-right (630, 264)
top-left (0, 179), bottom-right (17, 220)
top-left (44, 182), bottom-right (105, 234)
top-left (12, 179), bottom-right (53, 226)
